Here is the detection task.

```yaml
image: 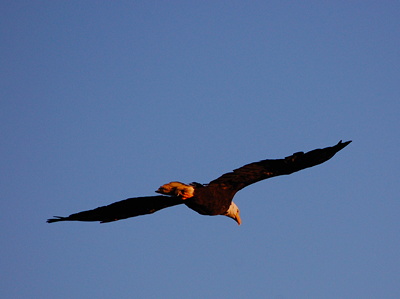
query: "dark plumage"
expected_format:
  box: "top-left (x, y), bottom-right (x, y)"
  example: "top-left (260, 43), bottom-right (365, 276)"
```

top-left (47, 140), bottom-right (351, 225)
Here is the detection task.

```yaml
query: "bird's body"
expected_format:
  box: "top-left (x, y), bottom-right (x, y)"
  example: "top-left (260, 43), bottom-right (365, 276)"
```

top-left (184, 184), bottom-right (236, 216)
top-left (47, 140), bottom-right (351, 225)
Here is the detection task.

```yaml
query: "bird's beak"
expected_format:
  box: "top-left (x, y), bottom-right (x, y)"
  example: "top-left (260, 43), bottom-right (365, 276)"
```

top-left (235, 214), bottom-right (242, 225)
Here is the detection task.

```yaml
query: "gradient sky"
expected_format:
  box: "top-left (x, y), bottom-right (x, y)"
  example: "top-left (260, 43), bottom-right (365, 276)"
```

top-left (1, 1), bottom-right (399, 298)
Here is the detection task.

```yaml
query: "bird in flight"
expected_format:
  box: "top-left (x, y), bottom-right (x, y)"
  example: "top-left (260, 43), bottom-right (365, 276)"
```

top-left (47, 140), bottom-right (351, 225)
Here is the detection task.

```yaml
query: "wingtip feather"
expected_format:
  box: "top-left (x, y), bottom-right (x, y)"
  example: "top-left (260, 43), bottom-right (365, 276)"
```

top-left (337, 140), bottom-right (352, 149)
top-left (46, 216), bottom-right (66, 223)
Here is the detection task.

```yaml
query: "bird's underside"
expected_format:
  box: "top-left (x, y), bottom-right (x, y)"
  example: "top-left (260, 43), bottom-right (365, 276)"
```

top-left (47, 140), bottom-right (351, 225)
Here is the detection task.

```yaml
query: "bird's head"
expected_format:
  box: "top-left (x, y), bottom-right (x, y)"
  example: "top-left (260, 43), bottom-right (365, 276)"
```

top-left (224, 202), bottom-right (241, 225)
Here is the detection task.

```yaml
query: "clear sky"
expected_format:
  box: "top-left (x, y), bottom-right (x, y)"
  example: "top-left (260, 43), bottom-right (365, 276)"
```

top-left (1, 1), bottom-right (399, 298)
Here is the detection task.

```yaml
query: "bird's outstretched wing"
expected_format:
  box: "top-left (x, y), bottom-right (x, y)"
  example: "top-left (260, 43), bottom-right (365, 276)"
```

top-left (208, 140), bottom-right (351, 192)
top-left (47, 195), bottom-right (183, 223)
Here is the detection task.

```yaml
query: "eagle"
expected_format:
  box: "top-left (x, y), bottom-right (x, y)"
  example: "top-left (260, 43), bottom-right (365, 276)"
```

top-left (47, 140), bottom-right (351, 225)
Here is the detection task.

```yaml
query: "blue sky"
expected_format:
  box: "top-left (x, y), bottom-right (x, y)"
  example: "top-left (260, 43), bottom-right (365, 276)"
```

top-left (1, 1), bottom-right (399, 298)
